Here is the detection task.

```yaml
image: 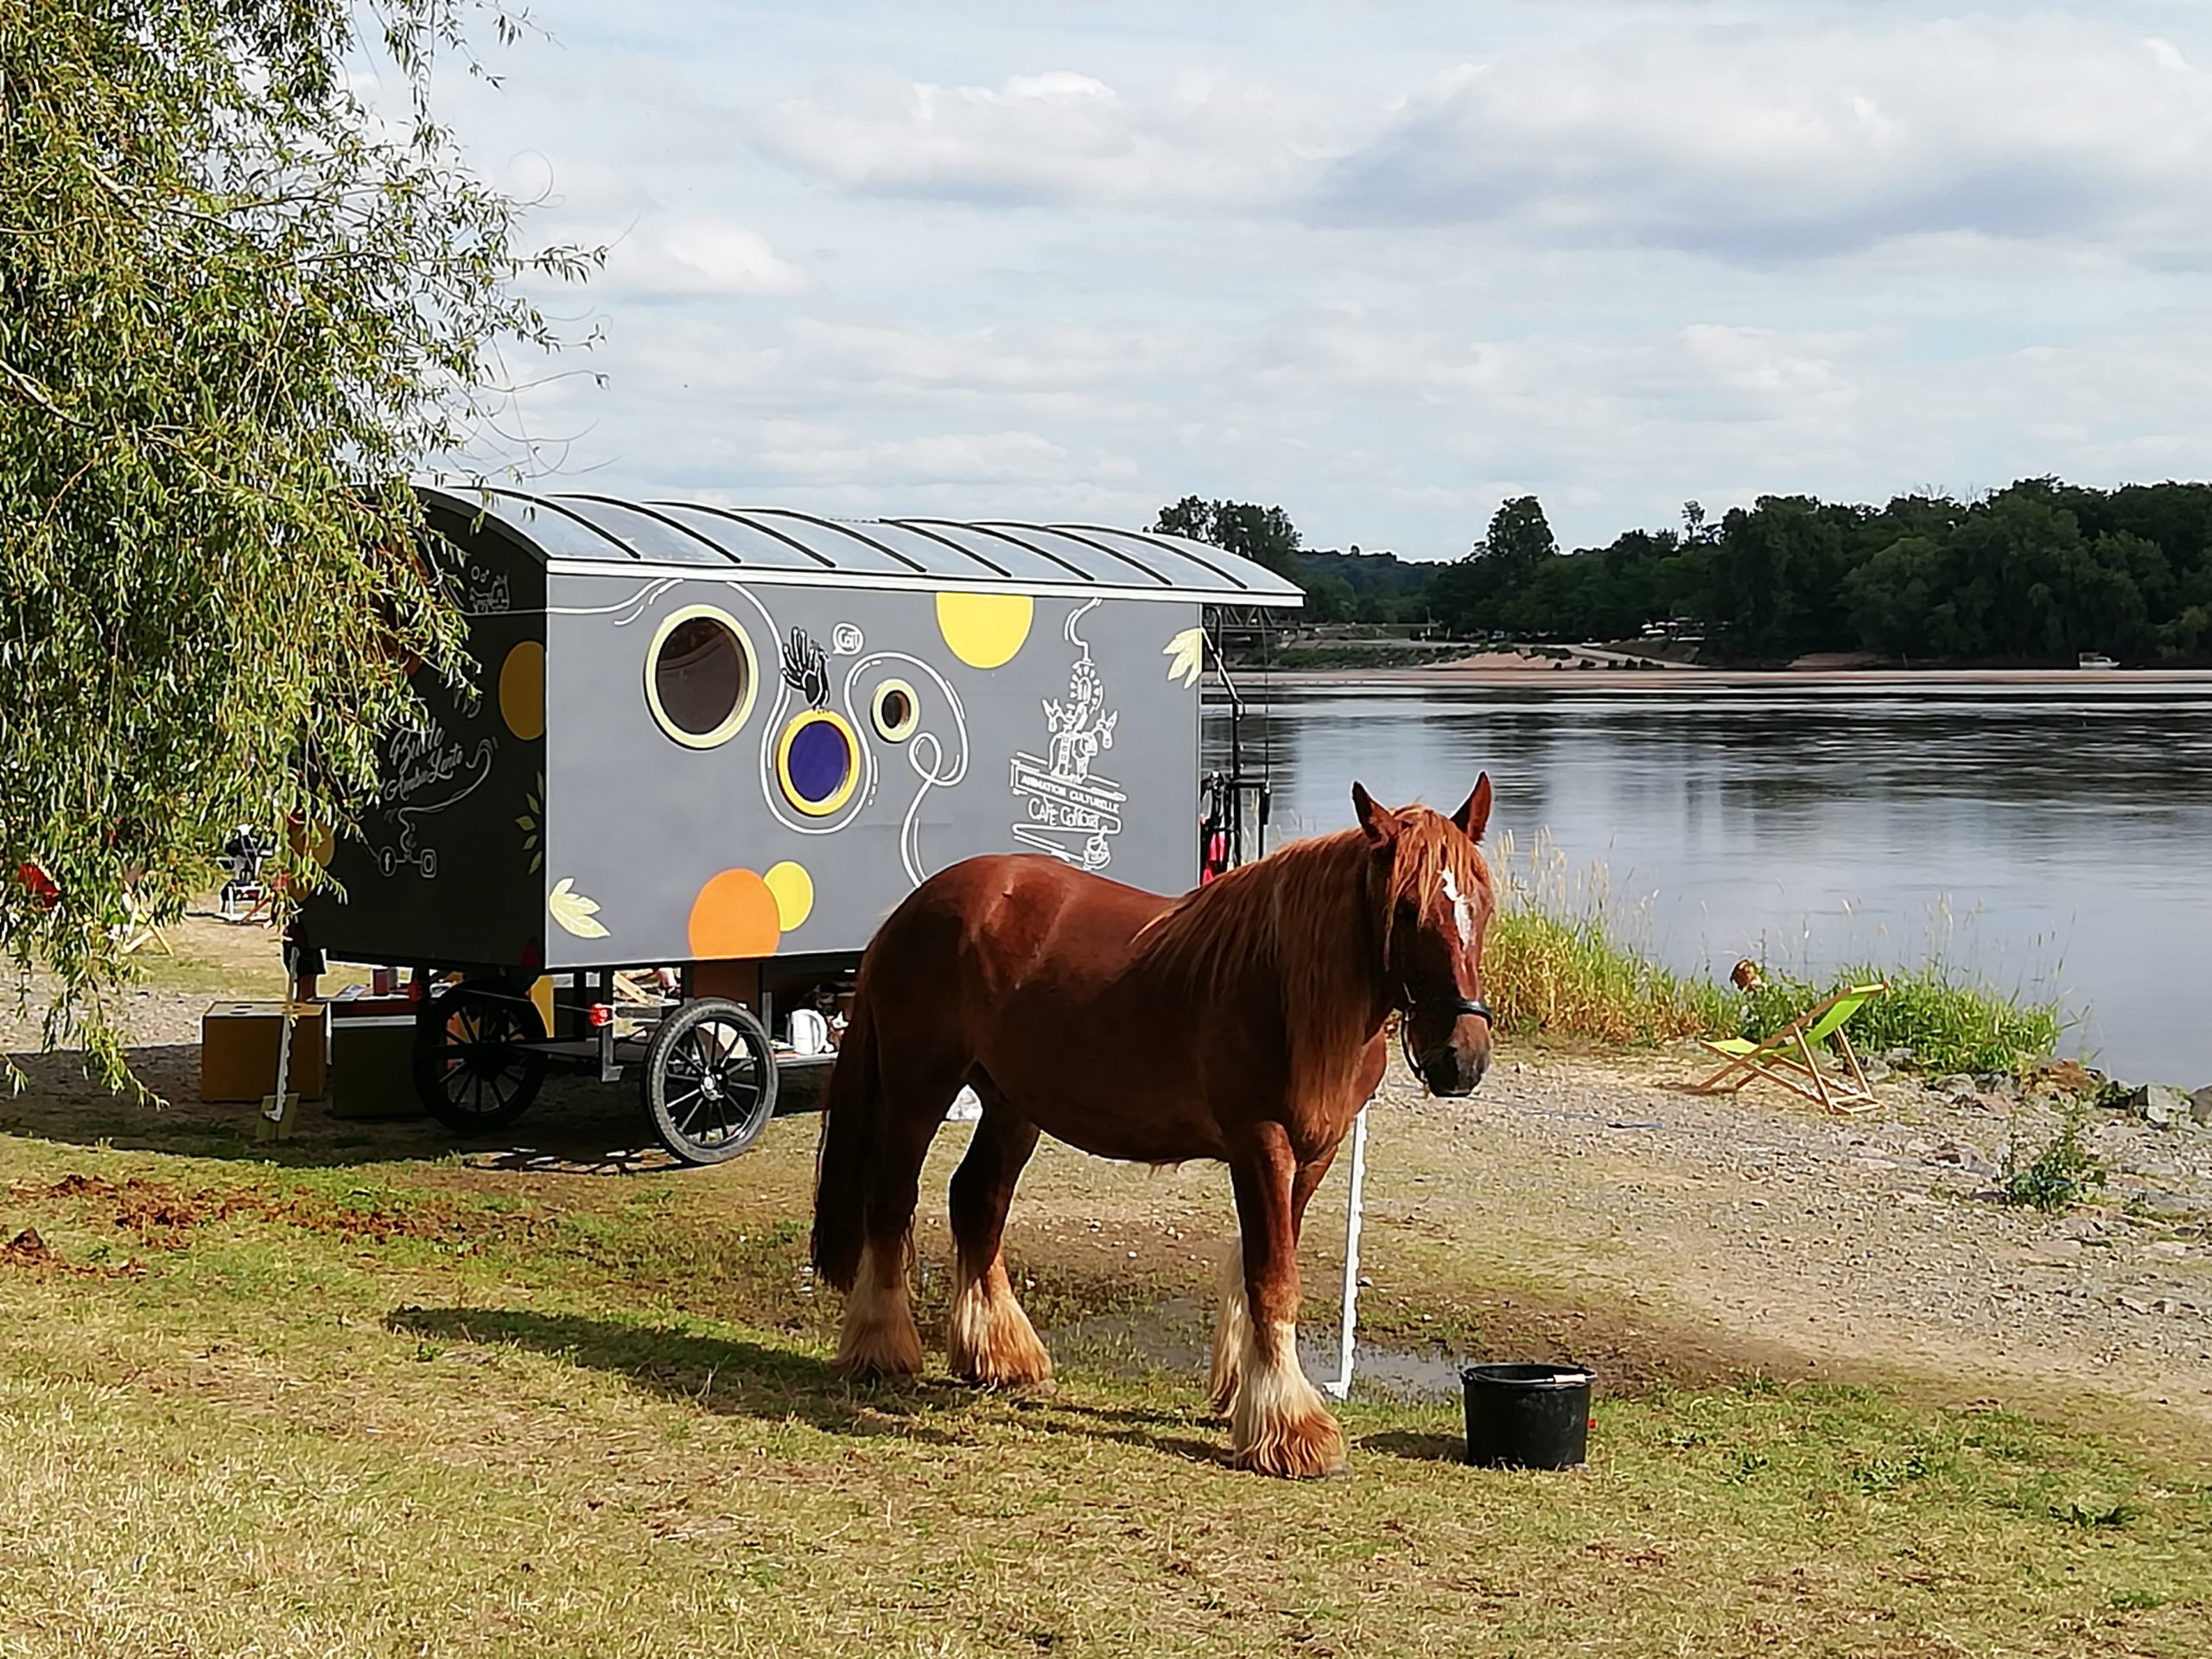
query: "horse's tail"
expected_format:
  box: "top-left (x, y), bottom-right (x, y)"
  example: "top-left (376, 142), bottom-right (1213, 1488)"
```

top-left (810, 978), bottom-right (881, 1294)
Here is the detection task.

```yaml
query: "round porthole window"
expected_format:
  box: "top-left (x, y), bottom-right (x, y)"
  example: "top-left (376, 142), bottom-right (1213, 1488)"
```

top-left (777, 709), bottom-right (861, 817)
top-left (871, 677), bottom-right (918, 743)
top-left (645, 606), bottom-right (757, 748)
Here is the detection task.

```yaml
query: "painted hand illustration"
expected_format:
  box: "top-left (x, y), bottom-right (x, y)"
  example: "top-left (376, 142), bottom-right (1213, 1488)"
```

top-left (782, 626), bottom-right (830, 709)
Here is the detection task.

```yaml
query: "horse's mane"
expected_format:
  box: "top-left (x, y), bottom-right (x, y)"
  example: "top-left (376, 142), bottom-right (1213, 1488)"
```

top-left (1136, 810), bottom-right (1488, 1109)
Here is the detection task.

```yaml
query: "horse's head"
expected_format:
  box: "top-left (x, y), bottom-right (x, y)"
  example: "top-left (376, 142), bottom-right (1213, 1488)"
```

top-left (1352, 775), bottom-right (1497, 1096)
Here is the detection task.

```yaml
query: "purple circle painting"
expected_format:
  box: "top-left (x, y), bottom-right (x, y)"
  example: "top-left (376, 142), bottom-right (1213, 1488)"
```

top-left (785, 715), bottom-right (854, 810)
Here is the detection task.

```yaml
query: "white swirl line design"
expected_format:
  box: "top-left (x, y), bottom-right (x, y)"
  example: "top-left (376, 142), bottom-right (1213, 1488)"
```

top-left (846, 652), bottom-right (970, 885)
top-left (547, 577), bottom-right (683, 627)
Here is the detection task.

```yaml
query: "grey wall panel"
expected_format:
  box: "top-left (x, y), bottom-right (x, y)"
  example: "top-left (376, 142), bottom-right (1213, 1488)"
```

top-left (540, 573), bottom-right (1200, 970)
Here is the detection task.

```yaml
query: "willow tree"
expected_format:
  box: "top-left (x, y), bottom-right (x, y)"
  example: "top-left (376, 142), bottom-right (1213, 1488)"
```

top-left (0, 1), bottom-right (594, 1083)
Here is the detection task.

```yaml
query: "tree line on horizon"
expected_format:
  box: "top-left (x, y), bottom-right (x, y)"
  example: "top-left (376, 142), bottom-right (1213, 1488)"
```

top-left (1154, 478), bottom-right (2212, 665)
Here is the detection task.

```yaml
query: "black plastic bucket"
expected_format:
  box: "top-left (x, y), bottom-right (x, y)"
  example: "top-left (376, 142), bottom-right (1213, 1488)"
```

top-left (1461, 1363), bottom-right (1592, 1469)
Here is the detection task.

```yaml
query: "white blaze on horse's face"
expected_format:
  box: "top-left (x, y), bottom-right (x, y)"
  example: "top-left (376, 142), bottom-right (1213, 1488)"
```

top-left (1440, 867), bottom-right (1474, 952)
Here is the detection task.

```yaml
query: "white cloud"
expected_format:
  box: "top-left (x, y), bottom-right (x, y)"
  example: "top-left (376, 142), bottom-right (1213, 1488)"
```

top-left (1315, 16), bottom-right (2212, 261)
top-left (753, 66), bottom-right (1351, 209)
top-left (433, 3), bottom-right (2212, 560)
top-left (748, 17), bottom-right (2212, 266)
top-left (607, 218), bottom-right (810, 298)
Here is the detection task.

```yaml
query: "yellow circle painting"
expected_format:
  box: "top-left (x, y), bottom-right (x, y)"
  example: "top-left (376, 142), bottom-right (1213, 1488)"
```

top-left (498, 639), bottom-right (546, 741)
top-left (935, 590), bottom-right (1032, 670)
top-left (687, 868), bottom-right (781, 960)
top-left (763, 861), bottom-right (815, 931)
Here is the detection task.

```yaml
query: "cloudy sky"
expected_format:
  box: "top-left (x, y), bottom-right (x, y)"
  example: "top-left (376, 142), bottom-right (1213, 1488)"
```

top-left (419, 1), bottom-right (2212, 559)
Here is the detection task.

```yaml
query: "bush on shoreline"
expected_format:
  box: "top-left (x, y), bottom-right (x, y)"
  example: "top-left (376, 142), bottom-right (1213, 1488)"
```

top-left (1740, 967), bottom-right (2062, 1077)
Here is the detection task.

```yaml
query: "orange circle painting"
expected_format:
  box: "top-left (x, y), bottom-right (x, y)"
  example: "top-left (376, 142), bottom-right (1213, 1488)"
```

top-left (687, 868), bottom-right (782, 960)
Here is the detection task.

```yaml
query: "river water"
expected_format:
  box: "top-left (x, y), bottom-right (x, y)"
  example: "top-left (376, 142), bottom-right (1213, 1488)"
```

top-left (1203, 678), bottom-right (2212, 1087)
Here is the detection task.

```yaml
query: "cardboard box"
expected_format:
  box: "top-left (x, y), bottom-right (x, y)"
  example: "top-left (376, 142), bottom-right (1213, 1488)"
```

top-left (329, 1014), bottom-right (423, 1120)
top-left (200, 1001), bottom-right (329, 1103)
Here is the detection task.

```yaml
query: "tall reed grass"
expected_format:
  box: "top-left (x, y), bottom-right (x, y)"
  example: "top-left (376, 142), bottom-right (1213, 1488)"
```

top-left (1479, 832), bottom-right (2063, 1072)
top-left (1481, 831), bottom-right (1736, 1044)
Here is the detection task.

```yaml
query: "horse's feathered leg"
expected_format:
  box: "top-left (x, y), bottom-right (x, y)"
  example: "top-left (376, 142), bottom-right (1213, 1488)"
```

top-left (946, 1077), bottom-right (1052, 1389)
top-left (832, 1069), bottom-right (957, 1383)
top-left (838, 1233), bottom-right (925, 1382)
top-left (1212, 1145), bottom-right (1338, 1417)
top-left (1207, 1237), bottom-right (1249, 1416)
top-left (1224, 1128), bottom-right (1349, 1479)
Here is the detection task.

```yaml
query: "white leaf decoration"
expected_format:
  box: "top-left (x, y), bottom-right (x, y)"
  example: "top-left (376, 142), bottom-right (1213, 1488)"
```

top-left (548, 877), bottom-right (610, 939)
top-left (1163, 626), bottom-right (1205, 689)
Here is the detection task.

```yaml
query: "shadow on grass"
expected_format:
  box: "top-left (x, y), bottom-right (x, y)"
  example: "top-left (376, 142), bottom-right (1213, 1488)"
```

top-left (388, 1304), bottom-right (1238, 1467)
top-left (389, 1303), bottom-right (967, 1441)
top-left (1361, 1428), bottom-right (1466, 1464)
top-left (2, 1047), bottom-right (821, 1173)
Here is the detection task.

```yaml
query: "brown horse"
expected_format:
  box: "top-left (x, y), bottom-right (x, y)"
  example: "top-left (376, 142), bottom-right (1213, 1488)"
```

top-left (810, 776), bottom-right (1497, 1478)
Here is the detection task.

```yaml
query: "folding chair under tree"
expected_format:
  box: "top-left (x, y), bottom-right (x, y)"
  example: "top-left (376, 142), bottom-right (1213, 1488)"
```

top-left (1690, 982), bottom-right (1889, 1114)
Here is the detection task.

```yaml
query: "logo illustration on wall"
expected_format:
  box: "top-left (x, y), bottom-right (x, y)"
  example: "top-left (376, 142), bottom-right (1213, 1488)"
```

top-left (464, 563), bottom-right (511, 614)
top-left (1010, 600), bottom-right (1125, 871)
top-left (375, 718), bottom-right (496, 879)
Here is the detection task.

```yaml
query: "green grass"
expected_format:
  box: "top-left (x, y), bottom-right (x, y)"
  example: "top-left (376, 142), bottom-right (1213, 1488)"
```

top-left (2, 1127), bottom-right (2205, 1658)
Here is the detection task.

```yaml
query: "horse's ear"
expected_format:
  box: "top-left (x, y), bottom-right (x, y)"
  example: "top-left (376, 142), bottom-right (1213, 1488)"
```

top-left (1452, 772), bottom-right (1493, 842)
top-left (1351, 781), bottom-right (1400, 846)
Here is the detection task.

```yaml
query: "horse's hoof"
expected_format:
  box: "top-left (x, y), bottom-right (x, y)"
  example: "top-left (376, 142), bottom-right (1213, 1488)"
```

top-left (1233, 1449), bottom-right (1351, 1480)
top-left (833, 1333), bottom-right (925, 1384)
top-left (955, 1365), bottom-right (1056, 1393)
top-left (985, 1377), bottom-right (1058, 1396)
top-left (1232, 1426), bottom-right (1352, 1480)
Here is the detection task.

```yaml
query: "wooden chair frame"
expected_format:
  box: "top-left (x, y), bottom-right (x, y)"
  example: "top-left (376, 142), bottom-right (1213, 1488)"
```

top-left (1689, 982), bottom-right (1889, 1115)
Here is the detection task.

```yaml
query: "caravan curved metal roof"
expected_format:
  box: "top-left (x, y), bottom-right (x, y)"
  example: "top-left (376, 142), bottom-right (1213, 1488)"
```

top-left (419, 485), bottom-right (1305, 607)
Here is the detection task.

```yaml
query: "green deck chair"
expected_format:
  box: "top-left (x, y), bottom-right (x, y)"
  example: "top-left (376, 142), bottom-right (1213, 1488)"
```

top-left (1690, 982), bottom-right (1889, 1113)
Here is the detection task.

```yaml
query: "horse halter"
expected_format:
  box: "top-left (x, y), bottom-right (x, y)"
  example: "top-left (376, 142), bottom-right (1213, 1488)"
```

top-left (1402, 988), bottom-right (1494, 1027)
top-left (1383, 855), bottom-right (1493, 1073)
top-left (1395, 983), bottom-right (1494, 1075)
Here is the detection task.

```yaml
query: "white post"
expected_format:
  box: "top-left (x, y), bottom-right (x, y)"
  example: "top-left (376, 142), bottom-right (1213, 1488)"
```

top-left (1323, 1101), bottom-right (1370, 1402)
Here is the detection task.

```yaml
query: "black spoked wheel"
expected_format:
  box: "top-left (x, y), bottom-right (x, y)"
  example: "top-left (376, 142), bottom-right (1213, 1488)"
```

top-left (412, 979), bottom-right (549, 1133)
top-left (643, 997), bottom-right (778, 1166)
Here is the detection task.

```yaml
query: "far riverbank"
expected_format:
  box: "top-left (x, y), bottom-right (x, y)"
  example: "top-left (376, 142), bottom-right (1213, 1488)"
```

top-left (1223, 654), bottom-right (2212, 692)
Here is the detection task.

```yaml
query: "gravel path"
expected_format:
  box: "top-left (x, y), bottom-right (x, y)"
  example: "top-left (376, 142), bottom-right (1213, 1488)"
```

top-left (1382, 1046), bottom-right (2212, 1421)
